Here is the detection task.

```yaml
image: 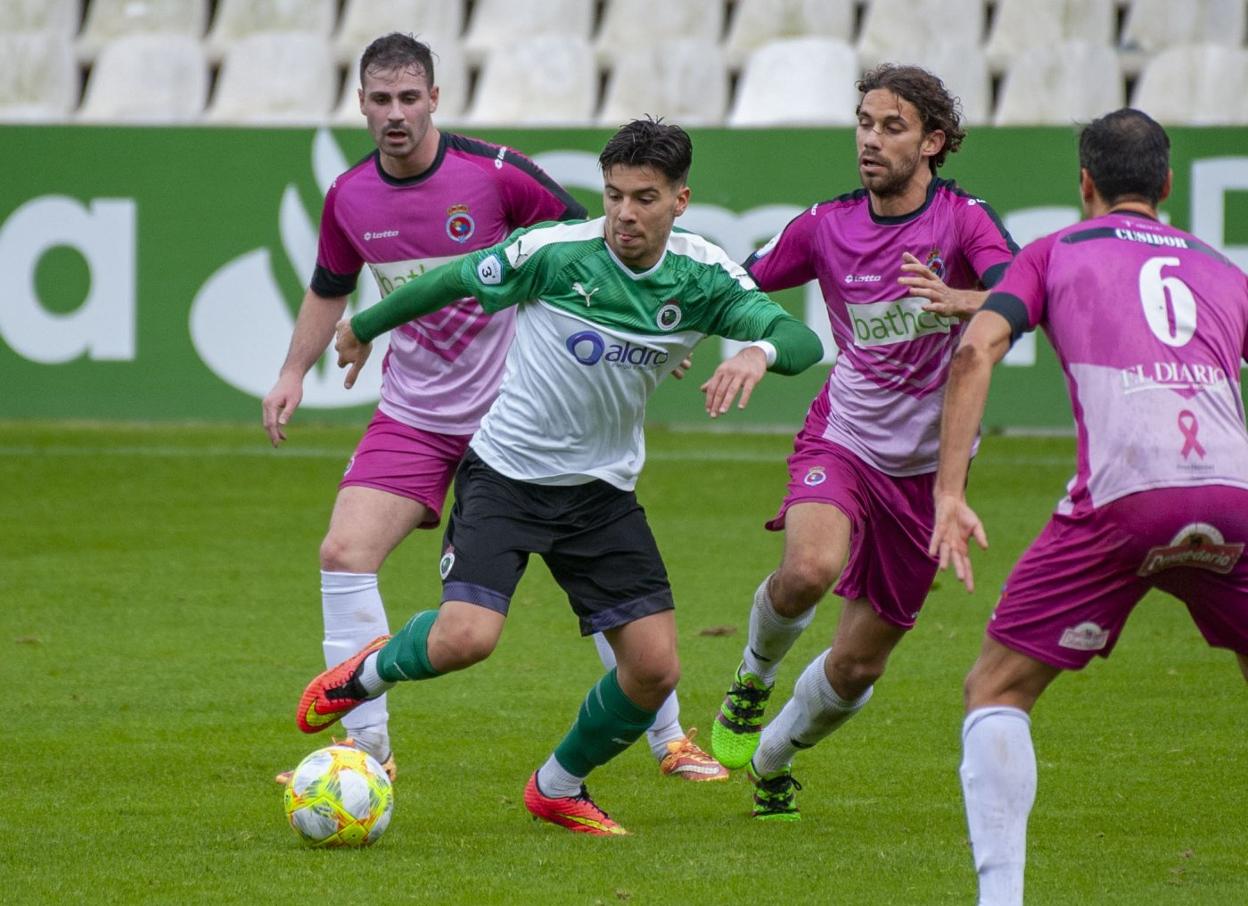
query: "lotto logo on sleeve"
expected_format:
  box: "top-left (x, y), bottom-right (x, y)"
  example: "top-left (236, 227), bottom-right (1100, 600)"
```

top-left (848, 297), bottom-right (957, 347)
top-left (476, 254), bottom-right (503, 285)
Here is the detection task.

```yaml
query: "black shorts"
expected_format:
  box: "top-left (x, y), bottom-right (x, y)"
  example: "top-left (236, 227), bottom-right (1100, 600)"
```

top-left (437, 450), bottom-right (675, 635)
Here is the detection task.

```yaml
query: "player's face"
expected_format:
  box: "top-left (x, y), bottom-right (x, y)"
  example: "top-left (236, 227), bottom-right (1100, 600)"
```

top-left (602, 165), bottom-right (690, 271)
top-left (855, 89), bottom-right (942, 198)
top-left (359, 64), bottom-right (439, 163)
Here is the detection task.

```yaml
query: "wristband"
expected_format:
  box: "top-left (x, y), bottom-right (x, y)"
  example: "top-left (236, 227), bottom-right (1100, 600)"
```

top-left (745, 340), bottom-right (777, 367)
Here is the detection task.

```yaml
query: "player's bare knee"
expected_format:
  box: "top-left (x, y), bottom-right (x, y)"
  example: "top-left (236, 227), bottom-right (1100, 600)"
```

top-left (430, 615), bottom-right (499, 670)
top-left (318, 533), bottom-right (376, 573)
top-left (775, 557), bottom-right (840, 613)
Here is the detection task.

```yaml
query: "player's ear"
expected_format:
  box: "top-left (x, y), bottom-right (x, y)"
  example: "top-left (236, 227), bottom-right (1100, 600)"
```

top-left (1158, 168), bottom-right (1173, 204)
top-left (429, 85), bottom-right (439, 114)
top-left (357, 87), bottom-right (365, 114)
top-left (674, 184), bottom-right (691, 217)
top-left (1079, 168), bottom-right (1095, 204)
top-left (921, 129), bottom-right (945, 160)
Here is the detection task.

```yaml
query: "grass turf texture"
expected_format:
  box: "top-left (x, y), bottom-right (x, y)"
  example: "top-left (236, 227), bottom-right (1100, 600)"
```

top-left (4, 422), bottom-right (1245, 904)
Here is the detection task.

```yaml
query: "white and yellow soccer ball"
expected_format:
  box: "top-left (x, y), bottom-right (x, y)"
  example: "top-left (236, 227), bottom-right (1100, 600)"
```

top-left (283, 744), bottom-right (394, 847)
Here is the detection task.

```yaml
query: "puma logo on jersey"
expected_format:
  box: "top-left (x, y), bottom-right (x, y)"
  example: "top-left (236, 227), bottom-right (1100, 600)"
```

top-left (572, 282), bottom-right (600, 306)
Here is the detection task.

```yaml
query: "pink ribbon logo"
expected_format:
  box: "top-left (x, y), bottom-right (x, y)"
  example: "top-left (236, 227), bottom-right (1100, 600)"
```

top-left (1178, 410), bottom-right (1206, 460)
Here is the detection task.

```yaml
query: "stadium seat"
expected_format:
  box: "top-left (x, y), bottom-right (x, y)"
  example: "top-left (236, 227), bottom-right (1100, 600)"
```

top-left (901, 41), bottom-right (992, 125)
top-left (463, 0), bottom-right (593, 65)
top-left (76, 0), bottom-right (209, 63)
top-left (595, 0), bottom-right (724, 65)
top-left (728, 38), bottom-right (859, 127)
top-left (0, 0), bottom-right (80, 37)
top-left (857, 0), bottom-right (985, 70)
top-left (332, 37), bottom-right (469, 126)
top-left (78, 33), bottom-right (207, 123)
top-left (333, 0), bottom-right (465, 66)
top-left (1132, 44), bottom-right (1248, 125)
top-left (0, 32), bottom-right (78, 122)
top-left (204, 32), bottom-right (337, 125)
top-left (994, 41), bottom-right (1124, 125)
top-left (723, 0), bottom-right (855, 68)
top-left (1120, 0), bottom-right (1247, 74)
top-left (984, 0), bottom-right (1115, 77)
top-left (598, 38), bottom-right (728, 126)
top-left (464, 36), bottom-right (596, 126)
top-left (205, 0), bottom-right (337, 63)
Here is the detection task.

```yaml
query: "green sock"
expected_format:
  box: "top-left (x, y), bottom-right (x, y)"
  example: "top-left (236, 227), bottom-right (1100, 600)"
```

top-left (376, 610), bottom-right (442, 682)
top-left (553, 669), bottom-right (658, 777)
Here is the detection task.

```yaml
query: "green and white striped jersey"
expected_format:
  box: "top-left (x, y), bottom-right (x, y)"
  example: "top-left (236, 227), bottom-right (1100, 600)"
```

top-left (450, 216), bottom-right (793, 489)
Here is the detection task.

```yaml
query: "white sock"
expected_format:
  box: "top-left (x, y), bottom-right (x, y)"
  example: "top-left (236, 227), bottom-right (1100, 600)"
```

top-left (322, 571), bottom-right (391, 755)
top-left (536, 754), bottom-right (585, 799)
top-left (753, 649), bottom-right (872, 775)
top-left (357, 651), bottom-right (394, 697)
top-left (742, 574), bottom-right (816, 685)
top-left (961, 707), bottom-right (1035, 906)
top-left (592, 632), bottom-right (683, 760)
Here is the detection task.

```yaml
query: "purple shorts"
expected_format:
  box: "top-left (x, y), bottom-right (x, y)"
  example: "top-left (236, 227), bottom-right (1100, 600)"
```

top-left (990, 485), bottom-right (1248, 669)
top-left (339, 410), bottom-right (472, 528)
top-left (766, 436), bottom-right (937, 630)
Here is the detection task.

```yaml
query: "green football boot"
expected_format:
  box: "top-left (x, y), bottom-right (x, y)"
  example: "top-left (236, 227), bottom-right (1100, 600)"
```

top-left (747, 760), bottom-right (801, 821)
top-left (710, 664), bottom-right (774, 770)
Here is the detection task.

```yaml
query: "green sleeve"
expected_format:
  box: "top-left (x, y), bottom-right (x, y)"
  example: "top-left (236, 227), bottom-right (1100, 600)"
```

top-left (350, 262), bottom-right (475, 343)
top-left (758, 314), bottom-right (823, 375)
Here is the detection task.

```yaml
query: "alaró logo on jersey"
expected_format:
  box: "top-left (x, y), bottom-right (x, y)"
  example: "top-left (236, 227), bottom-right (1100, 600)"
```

top-left (565, 330), bottom-right (670, 368)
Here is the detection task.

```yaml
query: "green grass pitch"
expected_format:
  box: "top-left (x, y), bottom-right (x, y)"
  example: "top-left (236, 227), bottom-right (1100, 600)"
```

top-left (4, 421), bottom-right (1245, 904)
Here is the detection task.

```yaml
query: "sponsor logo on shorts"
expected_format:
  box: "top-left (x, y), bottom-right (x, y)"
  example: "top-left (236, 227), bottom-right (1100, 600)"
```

top-left (476, 254), bottom-right (503, 285)
top-left (848, 296), bottom-right (957, 347)
top-left (1137, 522), bottom-right (1244, 577)
top-left (802, 466), bottom-right (827, 487)
top-left (564, 330), bottom-right (670, 369)
top-left (445, 204), bottom-right (475, 243)
top-left (343, 455), bottom-right (355, 477)
top-left (439, 548), bottom-right (455, 579)
top-left (1058, 621), bottom-right (1109, 652)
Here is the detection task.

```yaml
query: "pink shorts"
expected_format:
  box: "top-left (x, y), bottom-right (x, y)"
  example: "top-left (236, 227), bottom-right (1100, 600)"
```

top-left (767, 437), bottom-right (937, 630)
top-left (339, 410), bottom-right (472, 529)
top-left (990, 485), bottom-right (1248, 669)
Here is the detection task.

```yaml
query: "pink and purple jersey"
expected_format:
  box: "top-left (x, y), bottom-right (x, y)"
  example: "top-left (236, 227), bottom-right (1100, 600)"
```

top-left (312, 132), bottom-right (584, 433)
top-left (746, 178), bottom-right (1017, 476)
top-left (985, 211), bottom-right (1248, 515)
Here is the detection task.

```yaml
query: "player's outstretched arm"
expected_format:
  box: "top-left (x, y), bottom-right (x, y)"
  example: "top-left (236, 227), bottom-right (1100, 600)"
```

top-left (699, 315), bottom-right (822, 417)
top-left (263, 289), bottom-right (348, 445)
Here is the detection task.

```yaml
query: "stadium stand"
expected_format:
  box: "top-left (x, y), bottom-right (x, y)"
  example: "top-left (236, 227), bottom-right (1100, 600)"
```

top-left (1131, 43), bottom-right (1248, 125)
top-left (594, 0), bottom-right (724, 65)
top-left (463, 0), bottom-right (594, 65)
top-left (728, 37), bottom-right (860, 126)
top-left (903, 40), bottom-right (992, 125)
top-left (332, 37), bottom-right (470, 126)
top-left (204, 0), bottom-right (337, 63)
top-left (723, 0), bottom-right (855, 68)
top-left (0, 31), bottom-right (78, 122)
top-left (994, 40), bottom-right (1125, 125)
top-left (598, 37), bottom-right (729, 126)
top-left (0, 0), bottom-right (81, 37)
top-left (76, 0), bottom-right (209, 63)
top-left (463, 35), bottom-right (596, 126)
top-left (857, 0), bottom-right (986, 70)
top-left (334, 0), bottom-right (464, 66)
top-left (984, 0), bottom-right (1115, 77)
top-left (78, 33), bottom-right (208, 122)
top-left (1119, 0), bottom-right (1247, 75)
top-left (204, 31), bottom-right (337, 125)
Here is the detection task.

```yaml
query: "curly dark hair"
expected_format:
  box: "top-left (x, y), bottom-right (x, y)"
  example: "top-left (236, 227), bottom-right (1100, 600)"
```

top-left (856, 64), bottom-right (966, 171)
top-left (598, 116), bottom-right (693, 185)
top-left (359, 32), bottom-right (435, 88)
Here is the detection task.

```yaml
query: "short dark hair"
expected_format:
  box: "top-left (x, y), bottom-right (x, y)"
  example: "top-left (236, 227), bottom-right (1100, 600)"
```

top-left (598, 116), bottom-right (693, 185)
top-left (1078, 108), bottom-right (1170, 206)
top-left (856, 64), bottom-right (966, 171)
top-left (359, 33), bottom-right (435, 89)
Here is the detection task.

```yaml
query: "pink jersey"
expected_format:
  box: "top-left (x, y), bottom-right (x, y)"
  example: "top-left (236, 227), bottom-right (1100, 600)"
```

top-left (747, 178), bottom-right (1017, 475)
top-left (312, 132), bottom-right (584, 433)
top-left (986, 211), bottom-right (1248, 515)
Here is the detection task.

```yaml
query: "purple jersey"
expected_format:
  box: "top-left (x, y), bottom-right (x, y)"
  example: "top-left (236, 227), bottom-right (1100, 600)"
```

top-left (311, 132), bottom-right (583, 433)
top-left (747, 178), bottom-right (1017, 475)
top-left (986, 211), bottom-right (1248, 515)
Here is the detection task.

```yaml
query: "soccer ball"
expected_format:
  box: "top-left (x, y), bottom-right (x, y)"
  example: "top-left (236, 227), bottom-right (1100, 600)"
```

top-left (283, 744), bottom-right (394, 847)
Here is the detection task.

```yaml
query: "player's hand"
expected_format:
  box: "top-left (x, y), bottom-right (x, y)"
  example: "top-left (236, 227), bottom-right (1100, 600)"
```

top-left (700, 346), bottom-right (766, 418)
top-left (898, 251), bottom-right (982, 319)
top-left (334, 318), bottom-right (372, 390)
top-left (262, 373), bottom-right (303, 447)
top-left (670, 355), bottom-right (693, 380)
top-left (928, 492), bottom-right (989, 593)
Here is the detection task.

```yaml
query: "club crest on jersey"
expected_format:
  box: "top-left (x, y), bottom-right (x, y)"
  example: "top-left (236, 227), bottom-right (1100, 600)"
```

top-left (924, 247), bottom-right (945, 277)
top-left (656, 301), bottom-right (682, 330)
top-left (803, 466), bottom-right (827, 487)
top-left (1138, 522), bottom-right (1244, 576)
top-left (446, 204), bottom-right (476, 243)
top-left (439, 547), bottom-right (455, 579)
